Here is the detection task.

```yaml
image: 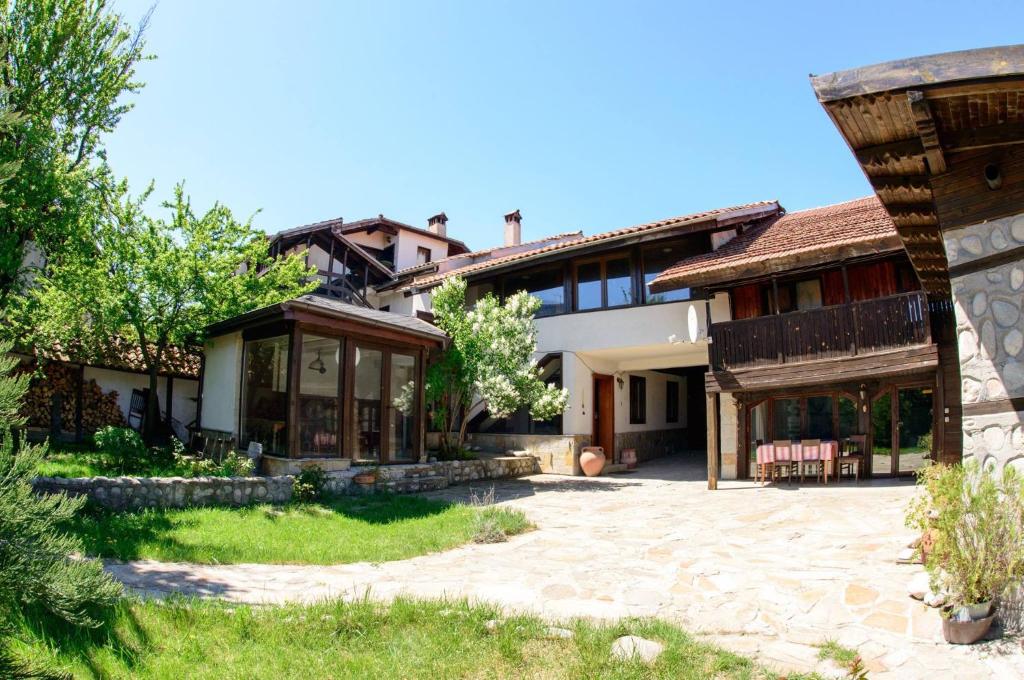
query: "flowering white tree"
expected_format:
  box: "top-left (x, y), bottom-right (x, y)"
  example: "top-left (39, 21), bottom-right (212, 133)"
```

top-left (427, 276), bottom-right (568, 455)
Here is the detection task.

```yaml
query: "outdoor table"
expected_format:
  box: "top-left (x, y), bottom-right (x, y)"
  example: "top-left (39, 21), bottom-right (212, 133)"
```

top-left (755, 440), bottom-right (839, 485)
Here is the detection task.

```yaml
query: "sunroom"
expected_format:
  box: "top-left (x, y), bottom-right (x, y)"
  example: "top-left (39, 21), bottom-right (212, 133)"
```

top-left (198, 295), bottom-right (446, 474)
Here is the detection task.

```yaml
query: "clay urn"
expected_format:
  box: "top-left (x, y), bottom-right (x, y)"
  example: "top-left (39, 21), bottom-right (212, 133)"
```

top-left (580, 446), bottom-right (606, 477)
top-left (621, 448), bottom-right (637, 470)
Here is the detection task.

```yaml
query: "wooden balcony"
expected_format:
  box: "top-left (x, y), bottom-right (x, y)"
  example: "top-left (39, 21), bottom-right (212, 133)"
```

top-left (709, 291), bottom-right (932, 373)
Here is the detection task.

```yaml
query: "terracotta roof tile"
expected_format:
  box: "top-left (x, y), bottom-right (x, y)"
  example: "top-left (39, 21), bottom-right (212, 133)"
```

top-left (33, 339), bottom-right (201, 379)
top-left (403, 201), bottom-right (781, 290)
top-left (649, 196), bottom-right (901, 291)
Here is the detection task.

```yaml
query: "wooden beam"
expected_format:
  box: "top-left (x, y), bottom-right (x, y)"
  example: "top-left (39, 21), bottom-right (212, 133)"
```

top-left (943, 121), bottom-right (1024, 153)
top-left (886, 202), bottom-right (938, 221)
top-left (706, 392), bottom-right (719, 491)
top-left (908, 90), bottom-right (947, 174)
top-left (869, 174), bottom-right (931, 192)
top-left (855, 138), bottom-right (924, 167)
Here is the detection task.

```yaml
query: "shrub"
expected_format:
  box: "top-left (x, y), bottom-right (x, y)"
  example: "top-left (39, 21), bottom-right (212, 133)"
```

top-left (907, 460), bottom-right (1024, 610)
top-left (294, 465), bottom-right (327, 502)
top-left (94, 426), bottom-right (147, 472)
top-left (468, 487), bottom-right (530, 544)
top-left (219, 451), bottom-right (255, 477)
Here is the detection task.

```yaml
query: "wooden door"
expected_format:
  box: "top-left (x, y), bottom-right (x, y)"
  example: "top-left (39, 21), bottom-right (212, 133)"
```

top-left (592, 374), bottom-right (615, 462)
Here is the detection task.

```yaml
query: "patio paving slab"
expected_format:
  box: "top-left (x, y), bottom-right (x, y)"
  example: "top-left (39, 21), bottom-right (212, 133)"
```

top-left (103, 456), bottom-right (1023, 678)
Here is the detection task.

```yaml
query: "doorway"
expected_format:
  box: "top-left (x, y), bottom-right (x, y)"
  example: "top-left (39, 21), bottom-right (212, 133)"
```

top-left (870, 385), bottom-right (934, 476)
top-left (592, 374), bottom-right (615, 462)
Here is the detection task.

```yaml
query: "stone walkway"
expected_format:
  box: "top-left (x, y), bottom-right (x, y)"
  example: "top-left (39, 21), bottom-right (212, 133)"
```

top-left (106, 457), bottom-right (1024, 678)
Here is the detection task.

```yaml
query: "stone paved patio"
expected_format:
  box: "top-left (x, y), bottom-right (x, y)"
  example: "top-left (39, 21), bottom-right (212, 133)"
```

top-left (105, 456), bottom-right (1024, 678)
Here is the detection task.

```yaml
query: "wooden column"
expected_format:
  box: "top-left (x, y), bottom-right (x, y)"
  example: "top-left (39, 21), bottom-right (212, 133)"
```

top-left (326, 237), bottom-right (335, 296)
top-left (286, 326), bottom-right (303, 458)
top-left (707, 392), bottom-right (719, 490)
top-left (417, 347), bottom-right (428, 462)
top-left (165, 376), bottom-right (174, 432)
top-left (74, 364), bottom-right (85, 443)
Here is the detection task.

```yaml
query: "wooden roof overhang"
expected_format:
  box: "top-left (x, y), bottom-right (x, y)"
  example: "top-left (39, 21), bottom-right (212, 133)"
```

top-left (811, 45), bottom-right (1024, 297)
top-left (205, 295), bottom-right (446, 350)
top-left (270, 227), bottom-right (395, 284)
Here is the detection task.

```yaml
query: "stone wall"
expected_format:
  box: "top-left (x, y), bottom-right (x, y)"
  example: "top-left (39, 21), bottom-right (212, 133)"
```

top-left (718, 394), bottom-right (739, 480)
top-left (433, 432), bottom-right (589, 475)
top-left (944, 213), bottom-right (1024, 471)
top-left (33, 455), bottom-right (540, 509)
top-left (32, 475), bottom-right (294, 510)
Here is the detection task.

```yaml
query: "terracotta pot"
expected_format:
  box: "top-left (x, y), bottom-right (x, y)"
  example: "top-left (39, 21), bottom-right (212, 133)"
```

top-left (954, 601), bottom-right (993, 621)
top-left (621, 448), bottom-right (637, 470)
top-left (579, 447), bottom-right (606, 477)
top-left (942, 614), bottom-right (994, 644)
top-left (353, 473), bottom-right (376, 485)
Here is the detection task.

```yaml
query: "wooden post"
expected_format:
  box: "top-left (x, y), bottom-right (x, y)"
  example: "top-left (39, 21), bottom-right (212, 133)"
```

top-left (326, 237), bottom-right (335, 296)
top-left (707, 391), bottom-right (719, 490)
top-left (165, 376), bottom-right (174, 432)
top-left (771, 278), bottom-right (783, 364)
top-left (286, 326), bottom-right (303, 458)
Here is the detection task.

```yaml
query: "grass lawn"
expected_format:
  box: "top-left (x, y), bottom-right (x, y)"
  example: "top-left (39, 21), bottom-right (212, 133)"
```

top-left (12, 597), bottom-right (807, 679)
top-left (64, 494), bottom-right (532, 565)
top-left (36, 442), bottom-right (195, 478)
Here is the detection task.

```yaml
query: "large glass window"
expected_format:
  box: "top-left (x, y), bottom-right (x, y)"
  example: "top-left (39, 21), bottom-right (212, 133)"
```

top-left (642, 238), bottom-right (709, 303)
top-left (388, 353), bottom-right (418, 461)
top-left (871, 392), bottom-right (893, 476)
top-left (352, 347), bottom-right (383, 461)
top-left (806, 395), bottom-right (834, 440)
top-left (629, 375), bottom-right (647, 424)
top-left (504, 267), bottom-right (565, 317)
top-left (298, 335), bottom-right (340, 456)
top-left (838, 396), bottom-right (858, 438)
top-left (606, 258), bottom-right (633, 307)
top-left (749, 401), bottom-right (768, 473)
top-left (772, 398), bottom-right (801, 440)
top-left (573, 255), bottom-right (633, 311)
top-left (241, 335), bottom-right (290, 455)
top-left (576, 261), bottom-right (602, 310)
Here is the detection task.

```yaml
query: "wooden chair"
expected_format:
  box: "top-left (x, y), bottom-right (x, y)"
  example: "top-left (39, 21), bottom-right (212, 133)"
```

top-left (799, 439), bottom-right (824, 483)
top-left (771, 440), bottom-right (797, 485)
top-left (198, 431), bottom-right (236, 463)
top-left (837, 434), bottom-right (866, 482)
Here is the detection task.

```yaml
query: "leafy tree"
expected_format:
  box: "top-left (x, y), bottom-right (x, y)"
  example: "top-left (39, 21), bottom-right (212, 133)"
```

top-left (0, 339), bottom-right (122, 678)
top-left (24, 182), bottom-right (317, 443)
top-left (426, 277), bottom-right (568, 454)
top-left (0, 0), bottom-right (150, 304)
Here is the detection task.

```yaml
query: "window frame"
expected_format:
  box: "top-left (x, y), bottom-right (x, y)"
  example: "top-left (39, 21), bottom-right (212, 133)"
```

top-left (629, 375), bottom-right (647, 424)
top-left (665, 380), bottom-right (679, 424)
top-left (416, 246), bottom-right (432, 265)
top-left (572, 252), bottom-right (635, 312)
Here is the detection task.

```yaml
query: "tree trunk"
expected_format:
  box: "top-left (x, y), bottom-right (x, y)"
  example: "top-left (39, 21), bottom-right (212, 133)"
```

top-left (142, 363), bottom-right (161, 445)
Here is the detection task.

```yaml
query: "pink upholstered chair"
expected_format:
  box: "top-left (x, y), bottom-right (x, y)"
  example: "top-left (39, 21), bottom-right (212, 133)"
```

top-left (799, 439), bottom-right (824, 483)
top-left (770, 440), bottom-right (797, 485)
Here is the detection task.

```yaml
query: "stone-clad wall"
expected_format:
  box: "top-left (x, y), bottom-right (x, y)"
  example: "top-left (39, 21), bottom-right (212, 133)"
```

top-left (32, 475), bottom-right (294, 510)
top-left (33, 455), bottom-right (540, 510)
top-left (943, 213), bottom-right (1024, 471)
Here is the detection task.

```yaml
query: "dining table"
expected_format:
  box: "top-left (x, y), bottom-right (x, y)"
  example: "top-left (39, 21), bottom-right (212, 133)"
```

top-left (754, 440), bottom-right (841, 485)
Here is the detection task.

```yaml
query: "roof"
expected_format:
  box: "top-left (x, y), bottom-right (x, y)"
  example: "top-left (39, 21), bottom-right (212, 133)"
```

top-left (276, 214), bottom-right (470, 255)
top-left (30, 339), bottom-right (201, 379)
top-left (649, 196), bottom-right (903, 291)
top-left (205, 294), bottom-right (446, 344)
top-left (402, 201), bottom-right (782, 291)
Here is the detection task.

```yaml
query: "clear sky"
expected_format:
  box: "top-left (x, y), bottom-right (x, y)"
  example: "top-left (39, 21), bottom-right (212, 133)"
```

top-left (107, 0), bottom-right (1023, 252)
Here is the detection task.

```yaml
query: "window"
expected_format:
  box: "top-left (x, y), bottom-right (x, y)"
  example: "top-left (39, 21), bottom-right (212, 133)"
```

top-left (352, 346), bottom-right (383, 461)
top-left (416, 246), bottom-right (432, 265)
top-left (503, 267), bottom-right (565, 317)
top-left (775, 278), bottom-right (823, 313)
top-left (806, 395), bottom-right (834, 440)
top-left (379, 305), bottom-right (390, 312)
top-left (388, 353), bottom-right (418, 461)
top-left (416, 310), bottom-right (435, 324)
top-left (629, 375), bottom-right (646, 424)
top-left (241, 335), bottom-right (290, 455)
top-left (642, 236), bottom-right (709, 303)
top-left (666, 381), bottom-right (679, 423)
top-left (573, 254), bottom-right (633, 311)
top-left (298, 335), bottom-right (341, 456)
top-left (772, 397), bottom-right (801, 440)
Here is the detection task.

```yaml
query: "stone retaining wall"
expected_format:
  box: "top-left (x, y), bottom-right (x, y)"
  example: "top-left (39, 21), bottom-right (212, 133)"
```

top-left (32, 475), bottom-right (294, 510)
top-left (32, 455), bottom-right (540, 510)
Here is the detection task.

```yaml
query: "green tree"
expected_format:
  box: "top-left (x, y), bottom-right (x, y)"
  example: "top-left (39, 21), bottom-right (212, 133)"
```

top-left (0, 339), bottom-right (122, 678)
top-left (24, 182), bottom-right (317, 443)
top-left (426, 277), bottom-right (568, 454)
top-left (0, 0), bottom-right (150, 304)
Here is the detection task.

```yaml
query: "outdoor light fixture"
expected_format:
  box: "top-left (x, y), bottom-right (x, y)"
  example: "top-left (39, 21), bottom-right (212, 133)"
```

top-left (308, 350), bottom-right (327, 374)
top-left (616, 376), bottom-right (625, 389)
top-left (985, 163), bottom-right (1003, 190)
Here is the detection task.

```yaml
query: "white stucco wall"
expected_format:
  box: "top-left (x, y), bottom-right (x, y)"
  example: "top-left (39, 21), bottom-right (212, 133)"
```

top-left (200, 331), bottom-right (243, 435)
top-left (614, 370), bottom-right (687, 433)
top-left (82, 367), bottom-right (198, 431)
top-left (394, 231), bottom-right (450, 271)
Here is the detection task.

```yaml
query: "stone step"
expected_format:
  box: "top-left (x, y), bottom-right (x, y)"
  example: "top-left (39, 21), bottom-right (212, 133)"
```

top-left (375, 475), bottom-right (450, 494)
top-left (602, 463), bottom-right (629, 475)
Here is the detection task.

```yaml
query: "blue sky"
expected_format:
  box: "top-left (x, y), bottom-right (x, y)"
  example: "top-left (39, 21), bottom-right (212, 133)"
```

top-left (108, 1), bottom-right (1022, 251)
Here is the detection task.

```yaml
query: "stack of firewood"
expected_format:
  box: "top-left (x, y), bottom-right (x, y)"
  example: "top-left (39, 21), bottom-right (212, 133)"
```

top-left (20, 362), bottom-right (126, 433)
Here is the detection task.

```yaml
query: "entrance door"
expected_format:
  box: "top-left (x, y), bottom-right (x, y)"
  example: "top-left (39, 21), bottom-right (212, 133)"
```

top-left (870, 386), bottom-right (934, 476)
top-left (592, 374), bottom-right (615, 462)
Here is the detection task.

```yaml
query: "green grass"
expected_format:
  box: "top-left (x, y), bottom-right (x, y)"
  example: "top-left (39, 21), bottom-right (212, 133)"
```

top-left (64, 494), bottom-right (532, 565)
top-left (816, 639), bottom-right (857, 667)
top-left (35, 442), bottom-right (194, 478)
top-left (11, 597), bottom-right (809, 679)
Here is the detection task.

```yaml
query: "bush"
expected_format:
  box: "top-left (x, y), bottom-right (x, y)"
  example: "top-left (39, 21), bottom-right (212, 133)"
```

top-left (94, 426), bottom-right (147, 472)
top-left (219, 451), bottom-right (255, 477)
top-left (907, 460), bottom-right (1024, 610)
top-left (294, 465), bottom-right (327, 502)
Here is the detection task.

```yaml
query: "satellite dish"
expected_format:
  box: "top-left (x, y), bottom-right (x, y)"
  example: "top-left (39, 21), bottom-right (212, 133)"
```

top-left (687, 305), bottom-right (700, 343)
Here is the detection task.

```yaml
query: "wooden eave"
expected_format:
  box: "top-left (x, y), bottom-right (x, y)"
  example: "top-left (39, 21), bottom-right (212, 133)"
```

top-left (810, 44), bottom-right (1024, 298)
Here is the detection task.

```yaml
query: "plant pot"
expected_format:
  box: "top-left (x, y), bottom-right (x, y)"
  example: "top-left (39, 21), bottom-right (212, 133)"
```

top-left (579, 447), bottom-right (606, 477)
top-left (621, 448), bottom-right (637, 470)
top-left (352, 473), bottom-right (376, 485)
top-left (942, 614), bottom-right (994, 644)
top-left (952, 601), bottom-right (993, 621)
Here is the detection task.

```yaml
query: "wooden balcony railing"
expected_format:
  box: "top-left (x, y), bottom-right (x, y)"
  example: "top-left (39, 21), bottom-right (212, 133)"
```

top-left (709, 291), bottom-right (931, 371)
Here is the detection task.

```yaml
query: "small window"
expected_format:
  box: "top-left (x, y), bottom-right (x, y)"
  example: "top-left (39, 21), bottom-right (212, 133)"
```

top-left (666, 381), bottom-right (679, 423)
top-left (379, 305), bottom-right (390, 312)
top-left (629, 375), bottom-right (646, 424)
top-left (416, 246), bottom-right (432, 265)
top-left (416, 310), bottom-right (435, 324)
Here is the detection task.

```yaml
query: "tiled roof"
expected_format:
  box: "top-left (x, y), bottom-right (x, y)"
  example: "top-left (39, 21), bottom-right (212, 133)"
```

top-left (273, 215), bottom-right (470, 255)
top-left (286, 295), bottom-right (447, 340)
top-left (402, 201), bottom-right (781, 291)
top-left (393, 230), bottom-right (585, 276)
top-left (33, 339), bottom-right (201, 379)
top-left (649, 196), bottom-right (902, 291)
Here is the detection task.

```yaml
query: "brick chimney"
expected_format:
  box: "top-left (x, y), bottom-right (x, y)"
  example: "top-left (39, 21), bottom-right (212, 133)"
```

top-left (504, 209), bottom-right (522, 247)
top-left (427, 212), bottom-right (448, 237)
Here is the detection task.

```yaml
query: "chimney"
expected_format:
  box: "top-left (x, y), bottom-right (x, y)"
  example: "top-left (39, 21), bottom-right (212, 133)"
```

top-left (427, 212), bottom-right (448, 237)
top-left (504, 209), bottom-right (522, 247)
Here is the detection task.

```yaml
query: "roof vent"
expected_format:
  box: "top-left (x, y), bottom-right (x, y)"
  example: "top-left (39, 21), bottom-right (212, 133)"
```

top-left (504, 209), bottom-right (522, 247)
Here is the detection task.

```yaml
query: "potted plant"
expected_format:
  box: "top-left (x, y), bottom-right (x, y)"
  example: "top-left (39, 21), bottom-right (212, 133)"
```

top-left (908, 462), bottom-right (1024, 644)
